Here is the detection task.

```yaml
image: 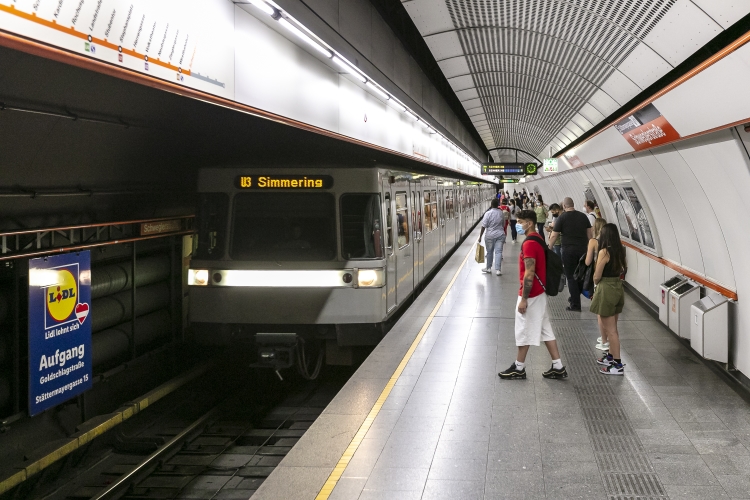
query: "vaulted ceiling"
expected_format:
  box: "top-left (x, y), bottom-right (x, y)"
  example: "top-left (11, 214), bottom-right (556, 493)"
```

top-left (402, 1), bottom-right (750, 162)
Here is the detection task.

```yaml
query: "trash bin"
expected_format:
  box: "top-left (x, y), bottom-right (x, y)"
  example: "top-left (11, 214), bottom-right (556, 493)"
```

top-left (690, 296), bottom-right (729, 363)
top-left (668, 282), bottom-right (700, 338)
top-left (659, 276), bottom-right (686, 327)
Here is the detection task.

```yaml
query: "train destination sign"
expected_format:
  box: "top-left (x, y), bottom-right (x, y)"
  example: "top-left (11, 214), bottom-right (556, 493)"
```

top-left (481, 163), bottom-right (539, 176)
top-left (235, 175), bottom-right (334, 189)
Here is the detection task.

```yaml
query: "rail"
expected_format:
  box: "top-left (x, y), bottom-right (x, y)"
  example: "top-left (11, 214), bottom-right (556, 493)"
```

top-left (0, 215), bottom-right (195, 260)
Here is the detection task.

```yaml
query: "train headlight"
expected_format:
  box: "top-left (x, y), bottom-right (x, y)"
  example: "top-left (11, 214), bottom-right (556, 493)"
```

top-left (357, 268), bottom-right (384, 287)
top-left (189, 269), bottom-right (209, 286)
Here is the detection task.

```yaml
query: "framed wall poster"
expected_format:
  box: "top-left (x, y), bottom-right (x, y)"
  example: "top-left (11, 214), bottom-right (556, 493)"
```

top-left (602, 181), bottom-right (661, 256)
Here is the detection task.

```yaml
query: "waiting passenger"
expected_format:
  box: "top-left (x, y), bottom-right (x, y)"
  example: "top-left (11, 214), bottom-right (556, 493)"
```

top-left (534, 196), bottom-right (548, 241)
top-left (508, 199), bottom-right (520, 243)
top-left (548, 197), bottom-right (592, 312)
top-left (499, 210), bottom-right (567, 380)
top-left (478, 198), bottom-right (506, 276)
top-left (584, 200), bottom-right (597, 226)
top-left (591, 223), bottom-right (627, 375)
top-left (585, 218), bottom-right (608, 349)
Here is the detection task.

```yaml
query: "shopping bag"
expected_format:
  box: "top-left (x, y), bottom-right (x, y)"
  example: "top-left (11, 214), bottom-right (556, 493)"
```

top-left (475, 243), bottom-right (485, 264)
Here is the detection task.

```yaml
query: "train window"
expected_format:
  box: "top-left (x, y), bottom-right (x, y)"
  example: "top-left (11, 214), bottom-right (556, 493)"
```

top-left (446, 189), bottom-right (455, 219)
top-left (340, 194), bottom-right (383, 259)
top-left (431, 191), bottom-right (438, 230)
top-left (230, 193), bottom-right (336, 261)
top-left (384, 192), bottom-right (393, 249)
top-left (196, 193), bottom-right (229, 260)
top-left (423, 191), bottom-right (432, 234)
top-left (395, 192), bottom-right (410, 248)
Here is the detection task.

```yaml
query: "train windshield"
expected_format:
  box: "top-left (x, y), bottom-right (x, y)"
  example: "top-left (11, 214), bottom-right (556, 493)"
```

top-left (340, 194), bottom-right (383, 260)
top-left (231, 193), bottom-right (336, 261)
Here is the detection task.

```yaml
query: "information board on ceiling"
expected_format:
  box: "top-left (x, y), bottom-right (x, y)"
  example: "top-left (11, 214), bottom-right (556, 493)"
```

top-left (543, 158), bottom-right (558, 172)
top-left (28, 251), bottom-right (92, 416)
top-left (481, 163), bottom-right (538, 176)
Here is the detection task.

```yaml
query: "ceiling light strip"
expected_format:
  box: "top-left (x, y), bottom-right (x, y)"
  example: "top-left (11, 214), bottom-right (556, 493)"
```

top-left (247, 0), bottom-right (480, 168)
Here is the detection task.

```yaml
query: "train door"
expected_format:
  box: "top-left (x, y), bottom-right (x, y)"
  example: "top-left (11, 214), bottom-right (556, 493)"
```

top-left (393, 185), bottom-right (414, 302)
top-left (445, 185), bottom-right (455, 250)
top-left (411, 185), bottom-right (424, 286)
top-left (382, 179), bottom-right (397, 313)
top-left (422, 184), bottom-right (439, 274)
top-left (437, 184), bottom-right (446, 259)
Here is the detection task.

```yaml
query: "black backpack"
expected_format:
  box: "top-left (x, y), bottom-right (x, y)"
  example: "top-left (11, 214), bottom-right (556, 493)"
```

top-left (524, 234), bottom-right (564, 297)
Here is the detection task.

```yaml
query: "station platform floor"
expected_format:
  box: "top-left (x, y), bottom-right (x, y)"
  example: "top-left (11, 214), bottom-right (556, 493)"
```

top-left (253, 227), bottom-right (750, 500)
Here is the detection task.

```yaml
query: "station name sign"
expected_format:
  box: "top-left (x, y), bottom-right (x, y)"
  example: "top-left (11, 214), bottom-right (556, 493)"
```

top-left (481, 163), bottom-right (539, 176)
top-left (235, 175), bottom-right (334, 189)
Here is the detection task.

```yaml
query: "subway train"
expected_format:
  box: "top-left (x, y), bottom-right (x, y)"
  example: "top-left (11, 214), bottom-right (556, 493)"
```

top-left (187, 166), bottom-right (495, 371)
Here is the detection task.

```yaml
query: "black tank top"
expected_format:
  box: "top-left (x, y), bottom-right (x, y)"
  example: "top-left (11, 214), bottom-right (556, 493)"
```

top-left (602, 248), bottom-right (622, 277)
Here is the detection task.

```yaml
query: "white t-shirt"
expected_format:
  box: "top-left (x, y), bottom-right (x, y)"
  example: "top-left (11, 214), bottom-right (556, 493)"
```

top-left (586, 211), bottom-right (596, 226)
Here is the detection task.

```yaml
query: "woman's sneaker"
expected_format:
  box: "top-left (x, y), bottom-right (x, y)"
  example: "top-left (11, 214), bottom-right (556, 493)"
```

top-left (596, 342), bottom-right (610, 351)
top-left (597, 337), bottom-right (602, 343)
top-left (498, 363), bottom-right (526, 379)
top-left (596, 353), bottom-right (613, 366)
top-left (600, 362), bottom-right (625, 375)
top-left (481, 268), bottom-right (491, 274)
top-left (495, 269), bottom-right (502, 276)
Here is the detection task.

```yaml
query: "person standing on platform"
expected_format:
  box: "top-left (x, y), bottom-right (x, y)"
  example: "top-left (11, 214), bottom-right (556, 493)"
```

top-left (499, 197), bottom-right (511, 234)
top-left (499, 210), bottom-right (567, 380)
top-left (590, 223), bottom-right (627, 375)
top-left (534, 196), bottom-right (548, 241)
top-left (478, 198), bottom-right (506, 276)
top-left (508, 199), bottom-right (520, 243)
top-left (548, 197), bottom-right (592, 311)
top-left (584, 200), bottom-right (597, 226)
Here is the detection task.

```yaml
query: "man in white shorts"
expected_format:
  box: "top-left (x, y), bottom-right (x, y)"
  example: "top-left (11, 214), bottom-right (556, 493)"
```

top-left (498, 210), bottom-right (567, 380)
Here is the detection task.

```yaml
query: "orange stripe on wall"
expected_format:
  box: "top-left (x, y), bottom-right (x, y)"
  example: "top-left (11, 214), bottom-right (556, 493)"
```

top-left (623, 241), bottom-right (737, 300)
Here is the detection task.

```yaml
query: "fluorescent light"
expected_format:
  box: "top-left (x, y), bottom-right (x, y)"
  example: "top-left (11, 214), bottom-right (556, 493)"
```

top-left (248, 0), bottom-right (275, 16)
top-left (389, 100), bottom-right (406, 112)
top-left (365, 81), bottom-right (389, 101)
top-left (332, 56), bottom-right (367, 83)
top-left (278, 18), bottom-right (332, 58)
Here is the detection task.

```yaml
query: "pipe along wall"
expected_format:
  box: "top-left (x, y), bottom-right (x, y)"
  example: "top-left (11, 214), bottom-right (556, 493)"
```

top-left (0, 253), bottom-right (174, 411)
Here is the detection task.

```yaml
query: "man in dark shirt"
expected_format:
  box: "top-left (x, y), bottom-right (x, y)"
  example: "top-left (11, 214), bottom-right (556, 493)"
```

top-left (548, 197), bottom-right (592, 311)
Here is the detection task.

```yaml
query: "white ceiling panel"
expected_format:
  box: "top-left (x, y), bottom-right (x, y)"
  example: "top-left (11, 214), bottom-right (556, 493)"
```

top-left (599, 70), bottom-right (643, 106)
top-left (618, 42), bottom-right (674, 90)
top-left (462, 98), bottom-right (482, 110)
top-left (437, 56), bottom-right (470, 79)
top-left (644, 1), bottom-right (723, 66)
top-left (401, 0), bottom-right (455, 36)
top-left (448, 75), bottom-right (475, 92)
top-left (571, 113), bottom-right (594, 133)
top-left (455, 88), bottom-right (479, 101)
top-left (691, 0), bottom-right (749, 29)
top-left (423, 31), bottom-right (464, 61)
top-left (578, 103), bottom-right (606, 127)
top-left (587, 90), bottom-right (621, 118)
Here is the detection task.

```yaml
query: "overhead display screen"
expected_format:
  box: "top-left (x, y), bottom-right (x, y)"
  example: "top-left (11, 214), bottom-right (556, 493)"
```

top-left (235, 175), bottom-right (334, 189)
top-left (481, 163), bottom-right (539, 176)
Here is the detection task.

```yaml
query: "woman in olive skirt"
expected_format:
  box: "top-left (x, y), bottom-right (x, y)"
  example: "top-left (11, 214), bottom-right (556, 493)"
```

top-left (590, 223), bottom-right (627, 375)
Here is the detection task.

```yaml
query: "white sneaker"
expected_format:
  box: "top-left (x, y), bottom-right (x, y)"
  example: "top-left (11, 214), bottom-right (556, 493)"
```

top-left (596, 342), bottom-right (610, 350)
top-left (481, 268), bottom-right (491, 274)
top-left (495, 270), bottom-right (502, 276)
top-left (597, 337), bottom-right (602, 343)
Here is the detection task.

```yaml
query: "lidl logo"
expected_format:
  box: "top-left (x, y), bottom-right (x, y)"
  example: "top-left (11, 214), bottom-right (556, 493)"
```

top-left (46, 269), bottom-right (77, 322)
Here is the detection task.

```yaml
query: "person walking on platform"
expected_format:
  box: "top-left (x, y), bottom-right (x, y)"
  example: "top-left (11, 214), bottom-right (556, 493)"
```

top-left (499, 210), bottom-right (567, 380)
top-left (590, 223), bottom-right (627, 375)
top-left (508, 199), bottom-right (520, 242)
top-left (478, 198), bottom-right (506, 276)
top-left (548, 197), bottom-right (592, 311)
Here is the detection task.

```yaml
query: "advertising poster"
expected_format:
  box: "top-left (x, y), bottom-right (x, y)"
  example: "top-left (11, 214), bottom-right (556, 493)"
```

top-left (614, 103), bottom-right (680, 151)
top-left (28, 252), bottom-right (92, 416)
top-left (623, 187), bottom-right (656, 250)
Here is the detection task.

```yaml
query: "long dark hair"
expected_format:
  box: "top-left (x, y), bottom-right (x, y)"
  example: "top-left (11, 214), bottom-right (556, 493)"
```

top-left (598, 223), bottom-right (626, 272)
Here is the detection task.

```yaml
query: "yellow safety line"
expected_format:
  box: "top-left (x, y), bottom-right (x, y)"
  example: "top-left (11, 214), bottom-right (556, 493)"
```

top-left (315, 242), bottom-right (475, 499)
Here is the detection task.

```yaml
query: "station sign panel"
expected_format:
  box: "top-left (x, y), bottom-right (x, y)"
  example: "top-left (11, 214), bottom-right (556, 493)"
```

top-left (235, 175), bottom-right (334, 190)
top-left (499, 179), bottom-right (520, 183)
top-left (543, 158), bottom-right (558, 172)
top-left (28, 252), bottom-right (93, 416)
top-left (481, 163), bottom-right (539, 176)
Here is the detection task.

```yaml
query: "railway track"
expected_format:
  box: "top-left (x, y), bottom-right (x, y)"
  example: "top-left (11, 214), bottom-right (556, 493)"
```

top-left (8, 358), bottom-right (352, 500)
